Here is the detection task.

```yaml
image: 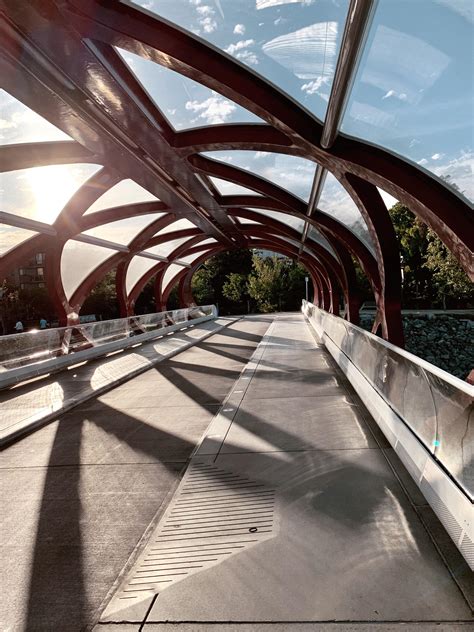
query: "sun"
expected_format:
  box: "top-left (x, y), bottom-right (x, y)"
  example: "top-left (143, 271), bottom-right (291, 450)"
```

top-left (26, 165), bottom-right (79, 224)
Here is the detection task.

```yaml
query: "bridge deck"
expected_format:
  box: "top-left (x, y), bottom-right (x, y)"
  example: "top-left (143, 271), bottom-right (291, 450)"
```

top-left (1, 314), bottom-right (471, 631)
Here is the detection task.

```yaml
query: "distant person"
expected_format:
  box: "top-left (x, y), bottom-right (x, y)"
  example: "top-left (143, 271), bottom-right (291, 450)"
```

top-left (14, 320), bottom-right (24, 333)
top-left (39, 317), bottom-right (48, 329)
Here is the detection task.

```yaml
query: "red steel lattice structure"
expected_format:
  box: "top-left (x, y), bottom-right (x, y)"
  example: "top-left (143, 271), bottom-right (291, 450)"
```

top-left (1, 0), bottom-right (473, 348)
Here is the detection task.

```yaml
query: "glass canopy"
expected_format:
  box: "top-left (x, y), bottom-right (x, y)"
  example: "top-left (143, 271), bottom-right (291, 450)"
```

top-left (82, 213), bottom-right (166, 245)
top-left (156, 218), bottom-right (197, 236)
top-left (208, 176), bottom-right (263, 197)
top-left (176, 250), bottom-right (212, 267)
top-left (0, 90), bottom-right (71, 145)
top-left (132, 0), bottom-right (350, 122)
top-left (243, 207), bottom-right (336, 256)
top-left (317, 173), bottom-right (374, 253)
top-left (144, 236), bottom-right (194, 259)
top-left (162, 263), bottom-right (186, 292)
top-left (117, 48), bottom-right (263, 130)
top-left (0, 225), bottom-right (37, 256)
top-left (61, 239), bottom-right (116, 301)
top-left (341, 0), bottom-right (473, 203)
top-left (126, 255), bottom-right (160, 295)
top-left (1, 164), bottom-right (101, 224)
top-left (85, 179), bottom-right (160, 215)
top-left (204, 151), bottom-right (316, 201)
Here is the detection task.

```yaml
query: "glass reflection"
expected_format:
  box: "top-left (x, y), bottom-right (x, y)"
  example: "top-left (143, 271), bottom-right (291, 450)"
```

top-left (126, 255), bottom-right (160, 294)
top-left (132, 0), bottom-right (350, 122)
top-left (117, 48), bottom-right (263, 130)
top-left (204, 150), bottom-right (316, 201)
top-left (0, 90), bottom-right (71, 145)
top-left (83, 213), bottom-right (165, 245)
top-left (341, 0), bottom-right (473, 202)
top-left (318, 172), bottom-right (374, 252)
top-left (85, 179), bottom-right (159, 215)
top-left (61, 239), bottom-right (116, 300)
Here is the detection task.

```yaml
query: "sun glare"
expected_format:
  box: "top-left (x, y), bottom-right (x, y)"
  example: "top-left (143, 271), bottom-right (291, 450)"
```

top-left (25, 165), bottom-right (83, 224)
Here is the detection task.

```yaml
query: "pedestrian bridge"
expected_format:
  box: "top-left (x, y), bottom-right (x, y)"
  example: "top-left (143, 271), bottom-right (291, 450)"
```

top-left (1, 304), bottom-right (472, 630)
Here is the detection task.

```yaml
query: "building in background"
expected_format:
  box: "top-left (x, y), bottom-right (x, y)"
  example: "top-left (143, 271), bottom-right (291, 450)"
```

top-left (7, 253), bottom-right (46, 290)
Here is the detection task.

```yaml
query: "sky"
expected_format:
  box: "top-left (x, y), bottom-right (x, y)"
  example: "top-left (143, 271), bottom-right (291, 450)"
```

top-left (1, 0), bottom-right (472, 264)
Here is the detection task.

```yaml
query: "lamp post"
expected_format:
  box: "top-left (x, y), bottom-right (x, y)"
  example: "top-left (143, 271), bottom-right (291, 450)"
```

top-left (305, 276), bottom-right (309, 302)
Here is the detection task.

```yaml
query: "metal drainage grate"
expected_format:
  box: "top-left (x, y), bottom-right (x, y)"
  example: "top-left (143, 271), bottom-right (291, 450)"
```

top-left (112, 462), bottom-right (277, 604)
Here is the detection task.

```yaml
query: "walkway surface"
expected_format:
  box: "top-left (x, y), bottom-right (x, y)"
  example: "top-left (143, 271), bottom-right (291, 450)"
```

top-left (1, 316), bottom-right (235, 444)
top-left (1, 314), bottom-right (472, 631)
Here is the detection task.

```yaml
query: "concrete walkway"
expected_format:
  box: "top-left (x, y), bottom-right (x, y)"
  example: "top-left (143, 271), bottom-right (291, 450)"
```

top-left (0, 316), bottom-right (272, 631)
top-left (99, 315), bottom-right (472, 628)
top-left (1, 314), bottom-right (472, 631)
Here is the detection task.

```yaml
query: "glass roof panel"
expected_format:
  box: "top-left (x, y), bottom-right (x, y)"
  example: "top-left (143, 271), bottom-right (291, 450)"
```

top-left (144, 236), bottom-right (193, 258)
top-left (82, 213), bottom-right (165, 245)
top-left (377, 187), bottom-right (398, 210)
top-left (1, 164), bottom-right (101, 224)
top-left (162, 263), bottom-right (185, 292)
top-left (341, 0), bottom-right (474, 202)
top-left (126, 255), bottom-right (160, 295)
top-left (117, 48), bottom-right (263, 130)
top-left (208, 176), bottom-right (263, 197)
top-left (132, 0), bottom-right (350, 122)
top-left (155, 218), bottom-right (197, 236)
top-left (0, 224), bottom-right (37, 256)
top-left (244, 207), bottom-right (304, 232)
top-left (176, 250), bottom-right (212, 267)
top-left (238, 217), bottom-right (263, 225)
top-left (85, 178), bottom-right (159, 215)
top-left (0, 90), bottom-right (72, 145)
top-left (204, 151), bottom-right (316, 201)
top-left (197, 237), bottom-right (218, 247)
top-left (61, 239), bottom-right (116, 301)
top-left (317, 173), bottom-right (374, 252)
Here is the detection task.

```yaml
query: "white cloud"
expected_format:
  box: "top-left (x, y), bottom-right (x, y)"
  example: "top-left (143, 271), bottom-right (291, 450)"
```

top-left (197, 4), bottom-right (214, 16)
top-left (189, 0), bottom-right (201, 5)
top-left (417, 158), bottom-right (429, 166)
top-left (233, 24), bottom-right (245, 35)
top-left (185, 94), bottom-right (236, 124)
top-left (253, 152), bottom-right (270, 159)
top-left (236, 50), bottom-right (259, 66)
top-left (167, 108), bottom-right (177, 115)
top-left (382, 89), bottom-right (408, 101)
top-left (200, 16), bottom-right (217, 32)
top-left (430, 150), bottom-right (473, 200)
top-left (225, 39), bottom-right (255, 55)
top-left (431, 152), bottom-right (444, 160)
top-left (301, 76), bottom-right (331, 95)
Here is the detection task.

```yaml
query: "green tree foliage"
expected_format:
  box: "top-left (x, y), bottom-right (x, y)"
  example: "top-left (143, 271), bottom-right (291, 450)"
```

top-left (246, 254), bottom-right (308, 313)
top-left (222, 273), bottom-right (248, 303)
top-left (389, 202), bottom-right (432, 305)
top-left (389, 203), bottom-right (472, 308)
top-left (191, 249), bottom-right (253, 314)
top-left (424, 232), bottom-right (474, 308)
top-left (82, 271), bottom-right (119, 320)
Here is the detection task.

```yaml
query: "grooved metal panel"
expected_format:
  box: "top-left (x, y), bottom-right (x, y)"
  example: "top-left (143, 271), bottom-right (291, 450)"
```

top-left (101, 461), bottom-right (277, 621)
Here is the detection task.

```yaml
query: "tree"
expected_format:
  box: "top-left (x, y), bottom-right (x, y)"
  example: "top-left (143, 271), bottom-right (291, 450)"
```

top-left (389, 202), bottom-right (432, 306)
top-left (81, 270), bottom-right (119, 320)
top-left (222, 273), bottom-right (248, 303)
top-left (424, 231), bottom-right (474, 308)
top-left (191, 249), bottom-right (253, 314)
top-left (247, 255), bottom-right (287, 313)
